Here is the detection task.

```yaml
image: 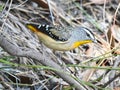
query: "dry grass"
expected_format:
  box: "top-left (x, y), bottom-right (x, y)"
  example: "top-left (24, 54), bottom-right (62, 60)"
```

top-left (0, 0), bottom-right (120, 90)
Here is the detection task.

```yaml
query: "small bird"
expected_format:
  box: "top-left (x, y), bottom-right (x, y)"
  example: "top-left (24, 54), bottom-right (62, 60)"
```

top-left (26, 24), bottom-right (96, 51)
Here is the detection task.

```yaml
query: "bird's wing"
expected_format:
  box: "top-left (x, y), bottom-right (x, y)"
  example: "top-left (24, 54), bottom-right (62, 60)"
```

top-left (49, 26), bottom-right (72, 41)
top-left (26, 24), bottom-right (73, 42)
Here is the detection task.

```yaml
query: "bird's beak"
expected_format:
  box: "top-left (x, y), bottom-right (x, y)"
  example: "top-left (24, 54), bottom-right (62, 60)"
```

top-left (93, 39), bottom-right (98, 43)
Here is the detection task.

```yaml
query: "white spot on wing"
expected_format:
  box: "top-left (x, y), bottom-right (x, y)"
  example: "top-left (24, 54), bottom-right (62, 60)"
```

top-left (46, 25), bottom-right (49, 31)
top-left (38, 25), bottom-right (41, 28)
top-left (42, 25), bottom-right (45, 26)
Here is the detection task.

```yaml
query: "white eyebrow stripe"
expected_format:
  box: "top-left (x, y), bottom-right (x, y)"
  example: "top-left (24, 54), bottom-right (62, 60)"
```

top-left (84, 28), bottom-right (95, 40)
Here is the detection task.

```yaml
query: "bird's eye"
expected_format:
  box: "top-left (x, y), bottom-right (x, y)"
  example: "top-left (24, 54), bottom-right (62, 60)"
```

top-left (86, 32), bottom-right (90, 37)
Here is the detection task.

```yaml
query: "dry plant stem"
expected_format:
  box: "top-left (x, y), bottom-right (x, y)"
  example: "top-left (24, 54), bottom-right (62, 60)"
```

top-left (0, 52), bottom-right (5, 58)
top-left (0, 32), bottom-right (86, 90)
top-left (102, 73), bottom-right (120, 88)
top-left (46, 0), bottom-right (55, 24)
top-left (109, 56), bottom-right (120, 88)
top-left (103, 56), bottom-right (120, 88)
top-left (0, 75), bottom-right (14, 90)
top-left (113, 3), bottom-right (120, 25)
